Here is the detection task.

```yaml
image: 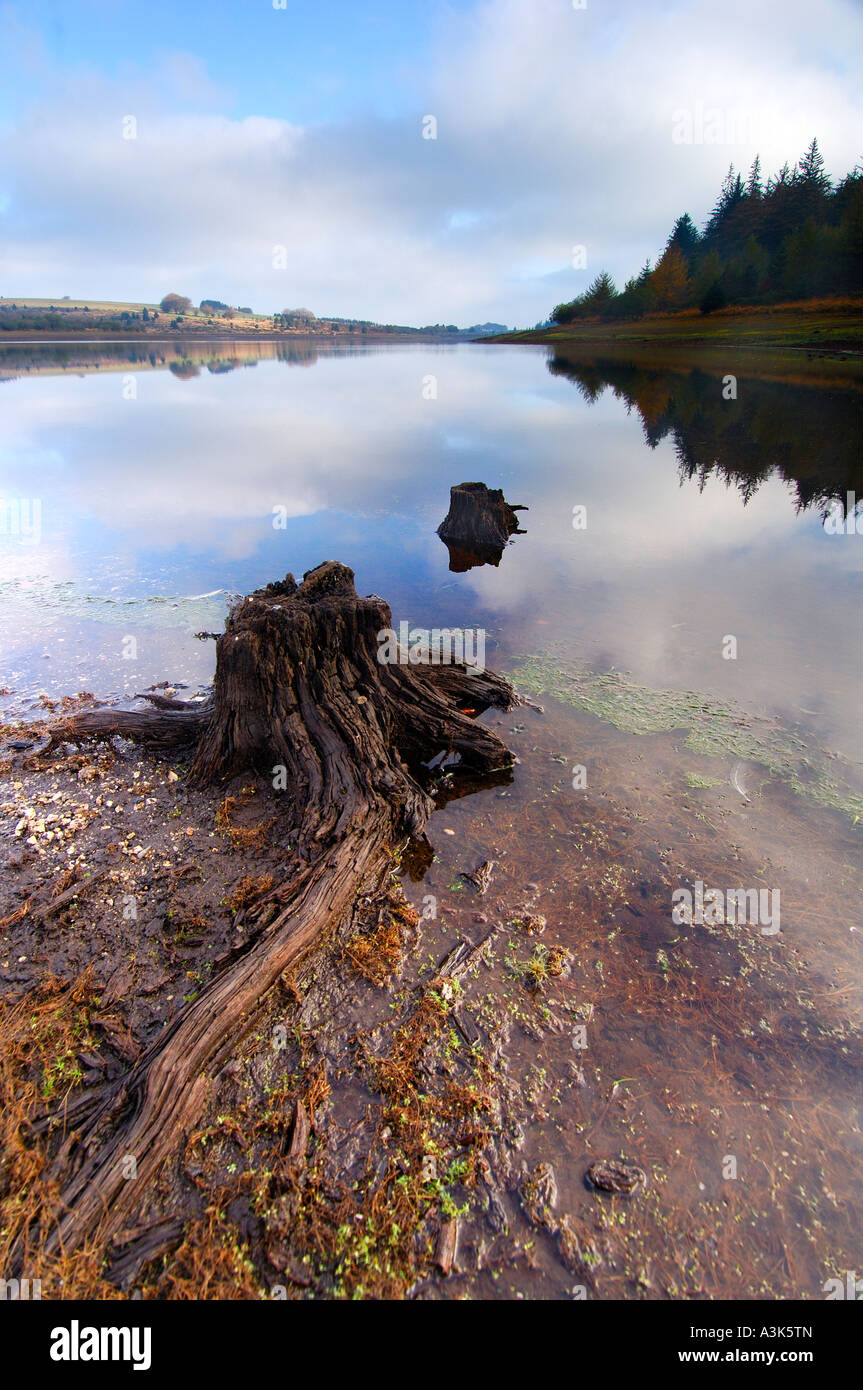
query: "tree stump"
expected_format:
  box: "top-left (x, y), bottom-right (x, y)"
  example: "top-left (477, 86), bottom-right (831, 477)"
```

top-left (437, 481), bottom-right (527, 571)
top-left (26, 562), bottom-right (517, 1265)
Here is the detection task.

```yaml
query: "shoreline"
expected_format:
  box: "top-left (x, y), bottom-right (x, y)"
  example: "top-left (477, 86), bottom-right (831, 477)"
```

top-left (5, 301), bottom-right (861, 360)
top-left (0, 332), bottom-right (473, 345)
top-left (2, 669), bottom-right (861, 1298)
top-left (481, 305), bottom-right (863, 386)
top-left (482, 301), bottom-right (863, 353)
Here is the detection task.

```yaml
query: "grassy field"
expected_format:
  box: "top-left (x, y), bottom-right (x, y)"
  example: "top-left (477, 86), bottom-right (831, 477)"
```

top-left (0, 297), bottom-right (161, 312)
top-left (0, 297), bottom-right (282, 337)
top-left (0, 297), bottom-right (272, 324)
top-left (492, 299), bottom-right (863, 354)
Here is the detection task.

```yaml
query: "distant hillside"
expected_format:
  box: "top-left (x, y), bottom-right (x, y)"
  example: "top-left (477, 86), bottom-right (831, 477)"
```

top-left (0, 298), bottom-right (507, 339)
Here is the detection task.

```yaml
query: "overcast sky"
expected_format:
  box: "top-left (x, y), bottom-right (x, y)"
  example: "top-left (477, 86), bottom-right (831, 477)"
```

top-left (1, 0), bottom-right (860, 327)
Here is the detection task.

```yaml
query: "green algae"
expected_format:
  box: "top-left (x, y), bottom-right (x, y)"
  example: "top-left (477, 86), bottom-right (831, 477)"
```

top-left (509, 654), bottom-right (863, 824)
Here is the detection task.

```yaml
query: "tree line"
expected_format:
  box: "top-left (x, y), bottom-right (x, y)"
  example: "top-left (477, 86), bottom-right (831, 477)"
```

top-left (552, 140), bottom-right (863, 323)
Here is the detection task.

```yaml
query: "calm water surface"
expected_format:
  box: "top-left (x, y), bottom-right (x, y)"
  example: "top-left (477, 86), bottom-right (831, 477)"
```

top-left (1, 339), bottom-right (861, 1296)
top-left (1, 341), bottom-right (861, 756)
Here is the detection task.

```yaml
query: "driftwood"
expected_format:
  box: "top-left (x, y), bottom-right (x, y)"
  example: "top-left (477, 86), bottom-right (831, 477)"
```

top-left (106, 1217), bottom-right (185, 1291)
top-left (22, 562), bottom-right (516, 1268)
top-left (434, 1218), bottom-right (459, 1275)
top-left (34, 869), bottom-right (109, 922)
top-left (437, 481), bottom-right (527, 571)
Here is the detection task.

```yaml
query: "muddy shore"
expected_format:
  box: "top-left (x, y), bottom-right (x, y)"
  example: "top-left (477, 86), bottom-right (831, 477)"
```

top-left (2, 678), bottom-right (861, 1300)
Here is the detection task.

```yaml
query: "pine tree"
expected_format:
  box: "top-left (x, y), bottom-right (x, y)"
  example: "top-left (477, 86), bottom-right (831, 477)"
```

top-left (705, 165), bottom-right (745, 240)
top-left (700, 280), bottom-right (727, 315)
top-left (797, 138), bottom-right (831, 193)
top-left (692, 248), bottom-right (722, 302)
top-left (583, 271), bottom-right (617, 309)
top-left (765, 162), bottom-right (792, 195)
top-left (666, 213), bottom-right (700, 263)
top-left (746, 155), bottom-right (762, 199)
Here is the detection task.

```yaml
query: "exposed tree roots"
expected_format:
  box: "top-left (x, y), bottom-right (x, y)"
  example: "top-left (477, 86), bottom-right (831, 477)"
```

top-left (17, 562), bottom-right (516, 1272)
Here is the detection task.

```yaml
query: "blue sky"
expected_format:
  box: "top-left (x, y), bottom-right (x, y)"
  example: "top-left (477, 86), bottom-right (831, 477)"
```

top-left (2, 0), bottom-right (449, 125)
top-left (1, 0), bottom-right (861, 325)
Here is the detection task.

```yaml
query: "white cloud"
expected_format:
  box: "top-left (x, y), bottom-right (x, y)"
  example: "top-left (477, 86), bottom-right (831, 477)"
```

top-left (0, 0), bottom-right (860, 323)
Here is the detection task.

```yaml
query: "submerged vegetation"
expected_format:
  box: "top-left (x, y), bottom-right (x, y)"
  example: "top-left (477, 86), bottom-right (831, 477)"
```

top-left (509, 655), bottom-right (863, 823)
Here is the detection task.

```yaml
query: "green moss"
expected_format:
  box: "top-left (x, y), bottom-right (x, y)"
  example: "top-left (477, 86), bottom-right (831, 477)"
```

top-left (685, 772), bottom-right (725, 789)
top-left (509, 655), bottom-right (863, 824)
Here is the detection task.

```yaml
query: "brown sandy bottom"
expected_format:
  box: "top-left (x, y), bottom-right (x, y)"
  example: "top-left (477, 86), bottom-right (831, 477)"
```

top-left (0, 691), bottom-right (861, 1300)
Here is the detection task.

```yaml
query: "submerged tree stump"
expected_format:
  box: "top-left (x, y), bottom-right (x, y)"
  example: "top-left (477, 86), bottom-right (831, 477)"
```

top-left (437, 481), bottom-right (527, 571)
top-left (26, 562), bottom-right (517, 1265)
